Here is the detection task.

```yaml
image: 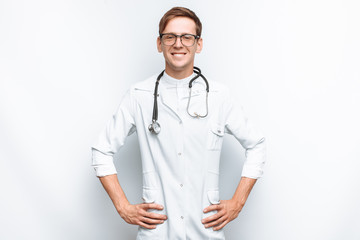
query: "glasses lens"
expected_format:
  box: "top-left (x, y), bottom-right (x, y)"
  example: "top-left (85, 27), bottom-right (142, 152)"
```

top-left (181, 34), bottom-right (196, 47)
top-left (162, 34), bottom-right (176, 45)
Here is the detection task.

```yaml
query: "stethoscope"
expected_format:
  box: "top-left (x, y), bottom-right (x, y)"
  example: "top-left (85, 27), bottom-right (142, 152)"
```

top-left (148, 66), bottom-right (209, 134)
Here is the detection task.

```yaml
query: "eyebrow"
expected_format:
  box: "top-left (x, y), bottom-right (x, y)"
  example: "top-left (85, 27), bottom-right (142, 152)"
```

top-left (163, 32), bottom-right (196, 35)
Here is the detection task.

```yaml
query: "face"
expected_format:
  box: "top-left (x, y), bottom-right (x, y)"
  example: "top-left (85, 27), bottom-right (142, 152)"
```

top-left (157, 17), bottom-right (203, 77)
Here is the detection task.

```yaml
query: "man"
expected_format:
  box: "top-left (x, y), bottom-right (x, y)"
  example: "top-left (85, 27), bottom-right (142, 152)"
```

top-left (92, 7), bottom-right (266, 239)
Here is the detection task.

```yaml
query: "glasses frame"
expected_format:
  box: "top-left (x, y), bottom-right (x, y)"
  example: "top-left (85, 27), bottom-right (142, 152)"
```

top-left (160, 33), bottom-right (200, 47)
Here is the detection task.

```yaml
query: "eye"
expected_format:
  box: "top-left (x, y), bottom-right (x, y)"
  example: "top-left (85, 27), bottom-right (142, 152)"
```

top-left (164, 35), bottom-right (174, 40)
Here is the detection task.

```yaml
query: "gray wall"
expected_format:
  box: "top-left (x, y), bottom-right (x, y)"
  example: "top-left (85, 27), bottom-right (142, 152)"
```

top-left (1, 0), bottom-right (359, 239)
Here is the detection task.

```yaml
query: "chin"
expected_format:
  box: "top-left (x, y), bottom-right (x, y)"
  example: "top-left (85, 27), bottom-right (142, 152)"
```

top-left (173, 65), bottom-right (191, 73)
top-left (169, 61), bottom-right (192, 70)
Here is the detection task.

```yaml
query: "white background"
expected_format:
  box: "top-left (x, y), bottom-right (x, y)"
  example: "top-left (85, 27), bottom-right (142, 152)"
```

top-left (1, 0), bottom-right (359, 239)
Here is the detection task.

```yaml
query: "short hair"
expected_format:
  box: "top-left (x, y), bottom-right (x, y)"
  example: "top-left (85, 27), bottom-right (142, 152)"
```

top-left (159, 7), bottom-right (202, 37)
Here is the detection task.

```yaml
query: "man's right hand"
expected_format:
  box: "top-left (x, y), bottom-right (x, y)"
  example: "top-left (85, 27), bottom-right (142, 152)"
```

top-left (118, 203), bottom-right (167, 229)
top-left (98, 175), bottom-right (166, 229)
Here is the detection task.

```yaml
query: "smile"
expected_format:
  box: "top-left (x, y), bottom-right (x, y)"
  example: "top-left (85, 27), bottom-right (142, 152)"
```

top-left (171, 53), bottom-right (186, 56)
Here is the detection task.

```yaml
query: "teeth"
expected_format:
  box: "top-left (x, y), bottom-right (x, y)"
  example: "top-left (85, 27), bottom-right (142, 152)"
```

top-left (173, 54), bottom-right (184, 56)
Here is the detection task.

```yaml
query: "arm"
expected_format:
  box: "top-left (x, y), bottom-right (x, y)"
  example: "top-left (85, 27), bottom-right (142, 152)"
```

top-left (99, 174), bottom-right (167, 229)
top-left (202, 177), bottom-right (257, 230)
top-left (92, 91), bottom-right (166, 228)
top-left (231, 177), bottom-right (257, 209)
top-left (202, 89), bottom-right (266, 230)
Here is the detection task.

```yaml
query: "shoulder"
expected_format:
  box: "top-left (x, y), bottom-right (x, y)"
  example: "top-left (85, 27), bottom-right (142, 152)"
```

top-left (209, 80), bottom-right (229, 92)
top-left (207, 79), bottom-right (231, 98)
top-left (125, 74), bottom-right (157, 100)
top-left (122, 75), bottom-right (157, 106)
top-left (129, 74), bottom-right (157, 93)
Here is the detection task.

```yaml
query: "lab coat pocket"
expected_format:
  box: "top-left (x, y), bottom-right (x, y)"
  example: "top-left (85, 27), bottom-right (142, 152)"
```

top-left (207, 171), bottom-right (220, 190)
top-left (141, 188), bottom-right (165, 215)
top-left (207, 123), bottom-right (225, 151)
top-left (139, 189), bottom-right (165, 239)
top-left (143, 171), bottom-right (159, 190)
top-left (202, 190), bottom-right (221, 222)
top-left (142, 188), bottom-right (157, 203)
top-left (207, 190), bottom-right (220, 205)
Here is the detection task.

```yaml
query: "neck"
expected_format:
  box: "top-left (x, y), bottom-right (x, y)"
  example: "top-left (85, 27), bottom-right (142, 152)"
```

top-left (165, 64), bottom-right (194, 79)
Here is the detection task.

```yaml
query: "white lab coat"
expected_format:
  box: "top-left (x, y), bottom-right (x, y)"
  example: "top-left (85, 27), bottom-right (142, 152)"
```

top-left (92, 72), bottom-right (266, 240)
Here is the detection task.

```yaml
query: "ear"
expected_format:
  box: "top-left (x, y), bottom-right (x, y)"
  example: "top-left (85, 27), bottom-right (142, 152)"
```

top-left (157, 37), bottom-right (162, 53)
top-left (195, 37), bottom-right (203, 54)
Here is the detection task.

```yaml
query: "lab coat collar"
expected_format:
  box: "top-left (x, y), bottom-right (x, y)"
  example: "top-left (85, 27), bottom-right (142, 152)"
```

top-left (161, 71), bottom-right (197, 87)
top-left (132, 71), bottom-right (209, 121)
top-left (132, 71), bottom-right (203, 91)
top-left (158, 72), bottom-right (198, 122)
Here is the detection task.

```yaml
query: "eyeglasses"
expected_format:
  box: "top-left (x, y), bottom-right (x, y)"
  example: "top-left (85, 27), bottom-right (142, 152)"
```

top-left (160, 33), bottom-right (199, 47)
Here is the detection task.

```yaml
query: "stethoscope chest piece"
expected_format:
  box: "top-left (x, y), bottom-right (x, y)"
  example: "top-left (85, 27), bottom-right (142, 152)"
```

top-left (148, 121), bottom-right (161, 134)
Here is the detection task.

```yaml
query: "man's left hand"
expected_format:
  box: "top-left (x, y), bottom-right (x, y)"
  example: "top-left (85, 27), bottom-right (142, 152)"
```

top-left (201, 199), bottom-right (243, 231)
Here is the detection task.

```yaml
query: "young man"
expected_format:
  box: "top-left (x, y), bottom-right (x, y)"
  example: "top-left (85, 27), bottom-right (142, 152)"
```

top-left (92, 7), bottom-right (266, 239)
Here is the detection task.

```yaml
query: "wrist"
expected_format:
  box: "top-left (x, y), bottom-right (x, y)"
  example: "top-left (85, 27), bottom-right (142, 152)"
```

top-left (231, 197), bottom-right (245, 212)
top-left (115, 200), bottom-right (130, 215)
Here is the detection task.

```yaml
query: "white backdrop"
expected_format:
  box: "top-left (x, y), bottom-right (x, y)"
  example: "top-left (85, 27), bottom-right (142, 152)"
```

top-left (1, 0), bottom-right (359, 239)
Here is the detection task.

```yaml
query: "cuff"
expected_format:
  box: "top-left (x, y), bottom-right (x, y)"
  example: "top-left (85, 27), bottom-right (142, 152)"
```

top-left (241, 166), bottom-right (263, 179)
top-left (92, 148), bottom-right (117, 177)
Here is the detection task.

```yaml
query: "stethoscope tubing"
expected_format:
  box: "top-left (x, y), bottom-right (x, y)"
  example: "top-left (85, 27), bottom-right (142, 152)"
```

top-left (149, 67), bottom-right (209, 134)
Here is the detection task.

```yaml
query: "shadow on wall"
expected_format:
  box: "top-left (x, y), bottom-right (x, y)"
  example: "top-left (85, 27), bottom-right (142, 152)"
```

top-left (114, 134), bottom-right (143, 204)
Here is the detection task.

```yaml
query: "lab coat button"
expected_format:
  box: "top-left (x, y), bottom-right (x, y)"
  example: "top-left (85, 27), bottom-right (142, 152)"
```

top-left (181, 216), bottom-right (184, 219)
top-left (180, 183), bottom-right (183, 187)
top-left (178, 152), bottom-right (182, 156)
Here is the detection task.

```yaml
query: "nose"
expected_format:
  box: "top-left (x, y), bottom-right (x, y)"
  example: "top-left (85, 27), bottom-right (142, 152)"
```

top-left (173, 36), bottom-right (182, 48)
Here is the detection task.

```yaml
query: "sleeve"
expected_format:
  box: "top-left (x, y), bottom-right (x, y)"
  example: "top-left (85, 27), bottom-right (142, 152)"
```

top-left (224, 91), bottom-right (266, 179)
top-left (91, 90), bottom-right (136, 177)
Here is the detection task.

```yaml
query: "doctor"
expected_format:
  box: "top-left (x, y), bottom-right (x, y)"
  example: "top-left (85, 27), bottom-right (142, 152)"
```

top-left (92, 7), bottom-right (266, 240)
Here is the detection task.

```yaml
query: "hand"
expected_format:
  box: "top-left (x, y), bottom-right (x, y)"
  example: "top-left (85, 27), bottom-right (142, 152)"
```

top-left (201, 199), bottom-right (243, 231)
top-left (118, 203), bottom-right (167, 229)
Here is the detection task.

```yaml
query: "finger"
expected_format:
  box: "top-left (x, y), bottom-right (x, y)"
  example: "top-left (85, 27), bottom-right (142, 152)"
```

top-left (203, 204), bottom-right (222, 213)
top-left (141, 216), bottom-right (165, 225)
top-left (144, 211), bottom-right (168, 220)
top-left (204, 215), bottom-right (226, 228)
top-left (142, 203), bottom-right (164, 210)
top-left (213, 219), bottom-right (229, 231)
top-left (138, 221), bottom-right (157, 229)
top-left (202, 211), bottom-right (224, 224)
